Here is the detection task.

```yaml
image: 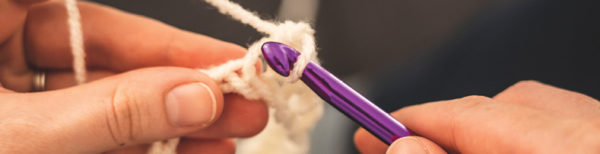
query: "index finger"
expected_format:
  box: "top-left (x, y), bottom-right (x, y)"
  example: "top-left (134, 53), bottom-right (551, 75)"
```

top-left (25, 1), bottom-right (246, 71)
top-left (392, 96), bottom-right (594, 153)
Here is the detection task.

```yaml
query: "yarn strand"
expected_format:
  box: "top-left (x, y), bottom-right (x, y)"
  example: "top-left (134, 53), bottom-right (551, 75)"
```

top-left (65, 0), bottom-right (87, 84)
top-left (204, 0), bottom-right (278, 34)
top-left (63, 0), bottom-right (323, 153)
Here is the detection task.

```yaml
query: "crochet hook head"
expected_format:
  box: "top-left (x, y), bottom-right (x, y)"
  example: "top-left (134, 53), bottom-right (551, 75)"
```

top-left (261, 42), bottom-right (411, 145)
top-left (261, 42), bottom-right (300, 77)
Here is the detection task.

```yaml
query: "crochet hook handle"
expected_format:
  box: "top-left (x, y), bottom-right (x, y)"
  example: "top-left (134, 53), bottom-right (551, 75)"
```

top-left (261, 42), bottom-right (411, 145)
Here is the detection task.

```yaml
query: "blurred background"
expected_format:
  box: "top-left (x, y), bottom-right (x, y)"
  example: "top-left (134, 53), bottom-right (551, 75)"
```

top-left (89, 0), bottom-right (600, 153)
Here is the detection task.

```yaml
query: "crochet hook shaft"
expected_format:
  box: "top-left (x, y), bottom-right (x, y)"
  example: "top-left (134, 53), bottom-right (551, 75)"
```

top-left (261, 42), bottom-right (411, 145)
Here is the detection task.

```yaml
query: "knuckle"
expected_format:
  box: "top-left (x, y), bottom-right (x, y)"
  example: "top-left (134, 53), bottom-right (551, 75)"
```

top-left (452, 96), bottom-right (492, 126)
top-left (495, 80), bottom-right (546, 100)
top-left (459, 95), bottom-right (493, 103)
top-left (455, 95), bottom-right (495, 114)
top-left (510, 80), bottom-right (543, 90)
top-left (104, 82), bottom-right (146, 146)
top-left (514, 80), bottom-right (542, 87)
top-left (163, 32), bottom-right (178, 65)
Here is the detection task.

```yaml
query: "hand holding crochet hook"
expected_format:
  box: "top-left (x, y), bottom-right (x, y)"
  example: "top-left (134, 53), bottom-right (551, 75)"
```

top-left (1, 0), bottom-right (599, 153)
top-left (262, 42), bottom-right (600, 154)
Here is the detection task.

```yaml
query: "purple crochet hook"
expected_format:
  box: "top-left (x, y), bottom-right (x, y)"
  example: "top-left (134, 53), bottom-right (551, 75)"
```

top-left (261, 42), bottom-right (411, 144)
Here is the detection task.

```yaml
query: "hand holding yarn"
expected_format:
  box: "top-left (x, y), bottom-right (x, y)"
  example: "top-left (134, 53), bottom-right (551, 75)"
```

top-left (0, 1), bottom-right (267, 153)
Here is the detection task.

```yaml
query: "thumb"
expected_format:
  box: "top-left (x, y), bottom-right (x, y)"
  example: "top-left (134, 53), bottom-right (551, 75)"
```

top-left (386, 136), bottom-right (447, 154)
top-left (21, 67), bottom-right (224, 153)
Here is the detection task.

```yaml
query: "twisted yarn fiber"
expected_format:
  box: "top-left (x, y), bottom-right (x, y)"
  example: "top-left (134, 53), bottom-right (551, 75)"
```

top-left (64, 0), bottom-right (324, 153)
top-left (65, 0), bottom-right (86, 84)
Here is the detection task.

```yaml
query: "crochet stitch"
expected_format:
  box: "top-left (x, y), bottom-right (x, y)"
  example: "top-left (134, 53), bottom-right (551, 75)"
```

top-left (63, 0), bottom-right (323, 153)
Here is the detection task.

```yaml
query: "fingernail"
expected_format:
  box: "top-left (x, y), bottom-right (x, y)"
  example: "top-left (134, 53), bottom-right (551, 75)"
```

top-left (386, 137), bottom-right (427, 154)
top-left (166, 82), bottom-right (217, 127)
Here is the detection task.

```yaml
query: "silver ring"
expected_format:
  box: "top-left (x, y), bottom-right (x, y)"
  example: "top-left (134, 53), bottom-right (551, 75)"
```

top-left (32, 70), bottom-right (46, 92)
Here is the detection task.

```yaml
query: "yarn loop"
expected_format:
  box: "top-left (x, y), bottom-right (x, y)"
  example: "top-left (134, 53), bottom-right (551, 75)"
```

top-left (64, 0), bottom-right (323, 153)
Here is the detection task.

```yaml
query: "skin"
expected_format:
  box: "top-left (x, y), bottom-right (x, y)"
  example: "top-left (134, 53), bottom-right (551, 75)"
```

top-left (0, 0), bottom-right (267, 153)
top-left (4, 1), bottom-right (598, 154)
top-left (355, 81), bottom-right (600, 154)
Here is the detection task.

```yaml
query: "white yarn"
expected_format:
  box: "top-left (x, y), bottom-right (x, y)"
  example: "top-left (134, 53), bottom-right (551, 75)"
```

top-left (147, 138), bottom-right (179, 154)
top-left (196, 1), bottom-right (324, 151)
top-left (64, 0), bottom-right (323, 153)
top-left (205, 0), bottom-right (318, 82)
top-left (153, 0), bottom-right (324, 153)
top-left (65, 0), bottom-right (87, 84)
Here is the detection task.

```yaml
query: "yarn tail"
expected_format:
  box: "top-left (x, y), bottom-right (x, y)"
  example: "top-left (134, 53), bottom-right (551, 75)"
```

top-left (65, 0), bottom-right (87, 84)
